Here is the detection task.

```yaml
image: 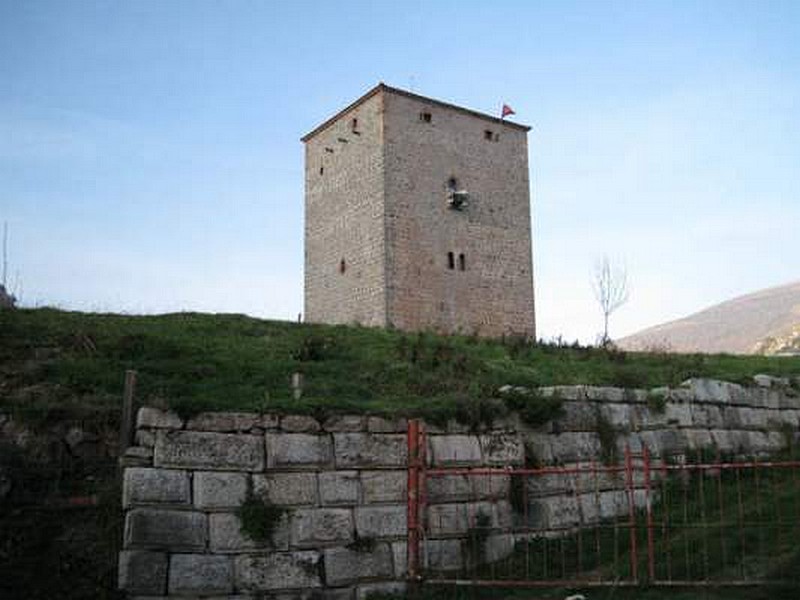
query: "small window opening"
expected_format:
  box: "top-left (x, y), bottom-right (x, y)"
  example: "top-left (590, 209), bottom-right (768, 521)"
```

top-left (447, 177), bottom-right (458, 191)
top-left (351, 118), bottom-right (358, 132)
top-left (484, 130), bottom-right (494, 140)
top-left (420, 111), bottom-right (432, 123)
top-left (447, 252), bottom-right (455, 270)
top-left (458, 253), bottom-right (466, 271)
top-left (319, 166), bottom-right (324, 175)
top-left (324, 147), bottom-right (334, 154)
top-left (339, 258), bottom-right (346, 274)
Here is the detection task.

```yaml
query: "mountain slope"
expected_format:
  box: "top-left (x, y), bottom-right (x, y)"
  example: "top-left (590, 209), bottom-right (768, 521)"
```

top-left (619, 280), bottom-right (800, 355)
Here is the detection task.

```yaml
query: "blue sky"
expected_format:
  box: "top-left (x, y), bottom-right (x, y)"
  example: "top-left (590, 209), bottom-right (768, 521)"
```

top-left (2, 0), bottom-right (798, 342)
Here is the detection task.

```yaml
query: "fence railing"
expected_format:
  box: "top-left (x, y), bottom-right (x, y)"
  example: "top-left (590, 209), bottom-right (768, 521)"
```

top-left (407, 421), bottom-right (800, 589)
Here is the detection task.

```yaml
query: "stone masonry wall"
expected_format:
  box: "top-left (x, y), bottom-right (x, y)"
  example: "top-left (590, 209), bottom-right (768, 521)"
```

top-left (119, 377), bottom-right (800, 598)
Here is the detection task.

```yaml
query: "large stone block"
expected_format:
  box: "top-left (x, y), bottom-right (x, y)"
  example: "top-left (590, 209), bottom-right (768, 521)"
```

top-left (235, 552), bottom-right (322, 591)
top-left (323, 544), bottom-right (393, 586)
top-left (558, 402), bottom-right (597, 431)
top-left (323, 415), bottom-right (364, 432)
top-left (291, 508), bottom-right (354, 547)
top-left (319, 470), bottom-right (360, 505)
top-left (253, 472), bottom-right (318, 506)
top-left (354, 505), bottom-right (406, 538)
top-left (549, 432), bottom-right (601, 463)
top-left (424, 539), bottom-right (463, 571)
top-left (739, 407), bottom-right (768, 429)
top-left (391, 540), bottom-right (408, 578)
top-left (480, 434), bottom-right (524, 465)
top-left (361, 470), bottom-right (407, 503)
top-left (186, 412), bottom-right (260, 432)
top-left (367, 416), bottom-right (407, 433)
top-left (266, 433), bottom-right (333, 469)
top-left (333, 433), bottom-right (407, 468)
top-left (137, 407), bottom-right (183, 430)
top-left (194, 471), bottom-right (248, 509)
top-left (472, 473), bottom-right (511, 500)
top-left (125, 508), bottom-right (206, 551)
top-left (154, 431), bottom-right (264, 471)
top-left (209, 512), bottom-right (290, 552)
top-left (681, 379), bottom-right (746, 403)
top-left (169, 554), bottom-right (233, 596)
top-left (664, 402), bottom-right (692, 427)
top-left (427, 501), bottom-right (497, 536)
top-left (123, 467), bottom-right (190, 508)
top-left (429, 435), bottom-right (482, 466)
top-left (281, 415), bottom-right (322, 432)
top-left (427, 473), bottom-right (471, 503)
top-left (118, 550), bottom-right (167, 595)
top-left (600, 403), bottom-right (633, 429)
top-left (691, 404), bottom-right (724, 429)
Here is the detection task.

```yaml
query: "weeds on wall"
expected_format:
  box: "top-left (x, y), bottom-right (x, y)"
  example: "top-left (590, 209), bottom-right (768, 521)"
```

top-left (236, 494), bottom-right (286, 544)
top-left (595, 411), bottom-right (619, 465)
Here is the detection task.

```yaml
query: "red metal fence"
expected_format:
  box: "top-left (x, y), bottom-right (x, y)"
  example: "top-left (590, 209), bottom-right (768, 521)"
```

top-left (407, 420), bottom-right (800, 590)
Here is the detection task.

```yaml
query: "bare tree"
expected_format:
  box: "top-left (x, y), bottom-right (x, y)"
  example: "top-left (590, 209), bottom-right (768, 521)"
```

top-left (592, 255), bottom-right (629, 346)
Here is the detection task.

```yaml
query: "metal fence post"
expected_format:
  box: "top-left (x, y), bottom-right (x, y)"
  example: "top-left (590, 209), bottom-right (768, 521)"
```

top-left (407, 419), bottom-right (421, 582)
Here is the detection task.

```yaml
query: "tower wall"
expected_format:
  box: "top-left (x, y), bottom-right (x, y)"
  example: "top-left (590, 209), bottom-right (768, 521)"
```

top-left (382, 92), bottom-right (535, 338)
top-left (304, 93), bottom-right (387, 327)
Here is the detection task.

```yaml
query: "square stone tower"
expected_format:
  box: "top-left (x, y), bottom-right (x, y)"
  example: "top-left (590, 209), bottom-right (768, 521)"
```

top-left (302, 84), bottom-right (535, 338)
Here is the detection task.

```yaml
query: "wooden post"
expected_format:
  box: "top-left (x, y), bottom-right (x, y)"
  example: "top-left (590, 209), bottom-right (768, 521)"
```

top-left (120, 370), bottom-right (137, 454)
top-left (291, 372), bottom-right (303, 400)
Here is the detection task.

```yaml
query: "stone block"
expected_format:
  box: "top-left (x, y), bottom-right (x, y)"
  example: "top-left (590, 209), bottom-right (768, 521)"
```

top-left (483, 533), bottom-right (515, 563)
top-left (480, 434), bottom-right (524, 465)
top-left (681, 379), bottom-right (746, 403)
top-left (333, 433), bottom-right (407, 468)
top-left (529, 496), bottom-right (580, 529)
top-left (281, 415), bottom-right (321, 432)
top-left (123, 467), bottom-right (190, 508)
top-left (600, 403), bottom-right (633, 429)
top-left (424, 539), bottom-right (462, 571)
top-left (261, 413), bottom-right (281, 429)
top-left (186, 412), bottom-right (260, 432)
top-left (169, 554), bottom-right (233, 596)
top-left (710, 429), bottom-right (734, 452)
top-left (391, 540), bottom-right (407, 578)
top-left (547, 385), bottom-right (586, 400)
top-left (685, 429), bottom-right (713, 450)
top-left (691, 404), bottom-right (723, 429)
top-left (135, 429), bottom-right (156, 447)
top-left (723, 407), bottom-right (742, 428)
top-left (155, 431), bottom-right (264, 471)
top-left (323, 544), bottom-right (393, 586)
top-left (522, 432), bottom-right (554, 465)
top-left (549, 432), bottom-right (601, 463)
top-left (323, 415), bottom-right (364, 432)
top-left (472, 473), bottom-right (511, 500)
top-left (125, 508), bottom-right (206, 551)
top-left (137, 407), bottom-right (183, 430)
top-left (194, 471), bottom-right (248, 509)
top-left (585, 386), bottom-right (626, 402)
top-left (367, 416), bottom-right (407, 432)
top-left (119, 446), bottom-right (154, 468)
top-left (361, 470), bottom-right (406, 503)
top-left (209, 512), bottom-right (290, 552)
top-left (319, 470), bottom-right (360, 505)
top-left (665, 402), bottom-right (693, 427)
top-left (739, 407), bottom-right (768, 429)
top-left (356, 582), bottom-right (407, 599)
top-left (291, 508), bottom-right (354, 547)
top-left (427, 501), bottom-right (497, 536)
top-left (266, 433), bottom-right (332, 469)
top-left (235, 552), bottom-right (322, 591)
top-left (557, 402), bottom-right (597, 431)
top-left (429, 435), bottom-right (481, 466)
top-left (118, 550), bottom-right (167, 595)
top-left (427, 473), bottom-right (471, 502)
top-left (354, 505), bottom-right (406, 538)
top-left (253, 472), bottom-right (317, 506)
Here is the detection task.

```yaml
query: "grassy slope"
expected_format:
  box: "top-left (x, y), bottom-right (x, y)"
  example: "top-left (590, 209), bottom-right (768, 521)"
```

top-left (2, 308), bottom-right (800, 425)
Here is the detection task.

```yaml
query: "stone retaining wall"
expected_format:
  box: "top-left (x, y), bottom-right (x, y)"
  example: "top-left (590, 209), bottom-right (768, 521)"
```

top-left (119, 377), bottom-right (800, 598)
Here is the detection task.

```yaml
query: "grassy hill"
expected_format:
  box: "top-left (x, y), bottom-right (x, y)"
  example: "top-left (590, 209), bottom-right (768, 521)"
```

top-left (3, 308), bottom-right (800, 426)
top-left (620, 280), bottom-right (800, 355)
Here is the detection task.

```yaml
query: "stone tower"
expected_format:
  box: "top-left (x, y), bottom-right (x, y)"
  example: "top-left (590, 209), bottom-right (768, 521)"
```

top-left (302, 84), bottom-right (535, 338)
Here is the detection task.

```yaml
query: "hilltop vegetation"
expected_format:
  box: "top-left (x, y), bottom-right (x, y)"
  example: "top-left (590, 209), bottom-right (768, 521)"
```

top-left (2, 308), bottom-right (800, 426)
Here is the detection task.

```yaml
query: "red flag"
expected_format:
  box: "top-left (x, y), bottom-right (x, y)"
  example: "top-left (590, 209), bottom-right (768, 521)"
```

top-left (501, 104), bottom-right (515, 118)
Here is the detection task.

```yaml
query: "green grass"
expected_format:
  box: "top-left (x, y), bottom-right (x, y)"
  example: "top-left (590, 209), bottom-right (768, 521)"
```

top-left (2, 308), bottom-right (800, 426)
